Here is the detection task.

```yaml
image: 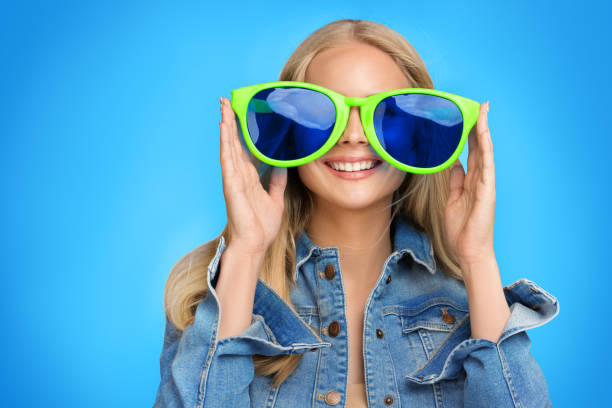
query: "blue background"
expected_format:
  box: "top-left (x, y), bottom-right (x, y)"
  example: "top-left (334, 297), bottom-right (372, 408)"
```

top-left (2, 1), bottom-right (608, 406)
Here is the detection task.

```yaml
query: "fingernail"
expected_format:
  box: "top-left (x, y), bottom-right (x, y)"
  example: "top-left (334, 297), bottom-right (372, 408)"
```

top-left (486, 101), bottom-right (490, 112)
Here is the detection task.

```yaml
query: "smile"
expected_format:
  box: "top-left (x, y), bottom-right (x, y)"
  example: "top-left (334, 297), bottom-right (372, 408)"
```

top-left (323, 160), bottom-right (383, 180)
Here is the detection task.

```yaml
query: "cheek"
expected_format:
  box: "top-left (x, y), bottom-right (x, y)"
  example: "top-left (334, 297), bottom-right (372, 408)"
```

top-left (296, 163), bottom-right (320, 192)
top-left (378, 166), bottom-right (408, 193)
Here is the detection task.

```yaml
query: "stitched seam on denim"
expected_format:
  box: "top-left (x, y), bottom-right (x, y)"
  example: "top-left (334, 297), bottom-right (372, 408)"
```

top-left (385, 299), bottom-right (470, 316)
top-left (360, 251), bottom-right (403, 406)
top-left (216, 334), bottom-right (329, 350)
top-left (384, 323), bottom-right (402, 408)
top-left (403, 322), bottom-right (459, 333)
top-left (261, 377), bottom-right (276, 408)
top-left (295, 305), bottom-right (319, 316)
top-left (432, 382), bottom-right (443, 408)
top-left (198, 241), bottom-right (225, 408)
top-left (497, 343), bottom-right (520, 408)
top-left (268, 383), bottom-right (280, 408)
top-left (337, 257), bottom-right (350, 408)
top-left (312, 336), bottom-right (324, 408)
top-left (418, 329), bottom-right (434, 359)
top-left (310, 260), bottom-right (324, 408)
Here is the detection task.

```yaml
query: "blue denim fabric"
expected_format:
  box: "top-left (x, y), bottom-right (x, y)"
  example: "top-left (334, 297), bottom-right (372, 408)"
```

top-left (154, 215), bottom-right (559, 407)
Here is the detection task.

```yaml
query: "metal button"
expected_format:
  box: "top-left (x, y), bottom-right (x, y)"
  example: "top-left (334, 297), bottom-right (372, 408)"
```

top-left (328, 321), bottom-right (340, 337)
top-left (386, 275), bottom-right (392, 284)
top-left (441, 307), bottom-right (456, 324)
top-left (376, 328), bottom-right (384, 338)
top-left (384, 395), bottom-right (394, 405)
top-left (324, 264), bottom-right (336, 280)
top-left (324, 390), bottom-right (341, 405)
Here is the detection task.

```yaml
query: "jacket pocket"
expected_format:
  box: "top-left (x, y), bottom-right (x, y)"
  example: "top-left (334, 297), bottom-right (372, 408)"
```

top-left (393, 299), bottom-right (470, 370)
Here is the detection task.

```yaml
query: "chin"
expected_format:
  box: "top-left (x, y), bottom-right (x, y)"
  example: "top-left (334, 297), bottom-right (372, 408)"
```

top-left (324, 192), bottom-right (384, 211)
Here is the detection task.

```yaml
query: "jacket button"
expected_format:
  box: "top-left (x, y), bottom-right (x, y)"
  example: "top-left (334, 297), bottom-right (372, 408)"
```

top-left (442, 312), bottom-right (455, 324)
top-left (384, 395), bottom-right (394, 405)
top-left (441, 307), bottom-right (456, 324)
top-left (376, 328), bottom-right (384, 338)
top-left (324, 264), bottom-right (336, 280)
top-left (386, 275), bottom-right (392, 284)
top-left (324, 390), bottom-right (341, 405)
top-left (328, 321), bottom-right (340, 337)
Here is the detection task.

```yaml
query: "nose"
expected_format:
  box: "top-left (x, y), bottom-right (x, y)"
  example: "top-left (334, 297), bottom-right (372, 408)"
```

top-left (338, 106), bottom-right (369, 145)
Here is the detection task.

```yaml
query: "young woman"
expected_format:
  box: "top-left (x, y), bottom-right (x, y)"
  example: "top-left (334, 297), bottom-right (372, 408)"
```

top-left (154, 19), bottom-right (559, 408)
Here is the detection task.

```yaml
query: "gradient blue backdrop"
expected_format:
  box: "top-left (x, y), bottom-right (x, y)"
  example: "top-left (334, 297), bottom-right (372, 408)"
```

top-left (2, 1), bottom-right (608, 406)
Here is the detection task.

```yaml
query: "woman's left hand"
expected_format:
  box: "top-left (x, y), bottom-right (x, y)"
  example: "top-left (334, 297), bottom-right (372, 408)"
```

top-left (443, 101), bottom-right (495, 268)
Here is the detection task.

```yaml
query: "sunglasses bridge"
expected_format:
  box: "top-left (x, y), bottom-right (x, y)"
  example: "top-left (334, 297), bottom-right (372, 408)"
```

top-left (344, 96), bottom-right (368, 106)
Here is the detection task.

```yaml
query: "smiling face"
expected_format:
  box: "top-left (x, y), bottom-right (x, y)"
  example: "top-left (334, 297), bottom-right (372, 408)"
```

top-left (297, 41), bottom-right (411, 211)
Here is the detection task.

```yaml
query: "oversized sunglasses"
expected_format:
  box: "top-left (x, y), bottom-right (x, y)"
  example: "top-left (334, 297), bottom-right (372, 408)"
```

top-left (229, 81), bottom-right (481, 174)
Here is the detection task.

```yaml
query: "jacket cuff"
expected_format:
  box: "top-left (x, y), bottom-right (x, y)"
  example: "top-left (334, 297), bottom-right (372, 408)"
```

top-left (207, 236), bottom-right (331, 357)
top-left (405, 278), bottom-right (559, 384)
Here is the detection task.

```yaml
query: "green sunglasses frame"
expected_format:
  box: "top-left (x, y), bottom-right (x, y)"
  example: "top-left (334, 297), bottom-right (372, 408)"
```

top-left (230, 81), bottom-right (481, 174)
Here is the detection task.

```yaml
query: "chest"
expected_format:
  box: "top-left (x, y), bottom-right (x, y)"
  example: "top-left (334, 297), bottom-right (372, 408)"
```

top-left (344, 281), bottom-right (370, 384)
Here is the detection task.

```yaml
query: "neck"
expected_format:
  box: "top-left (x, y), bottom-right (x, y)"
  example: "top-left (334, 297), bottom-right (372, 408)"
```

top-left (306, 197), bottom-right (393, 282)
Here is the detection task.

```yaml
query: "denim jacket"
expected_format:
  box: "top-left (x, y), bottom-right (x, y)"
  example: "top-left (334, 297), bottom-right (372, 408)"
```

top-left (154, 215), bottom-right (559, 407)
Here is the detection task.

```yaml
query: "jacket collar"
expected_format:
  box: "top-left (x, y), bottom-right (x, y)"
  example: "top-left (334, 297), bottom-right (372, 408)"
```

top-left (294, 214), bottom-right (437, 282)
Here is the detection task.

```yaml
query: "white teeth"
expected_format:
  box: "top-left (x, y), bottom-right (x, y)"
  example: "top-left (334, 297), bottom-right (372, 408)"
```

top-left (328, 161), bottom-right (378, 172)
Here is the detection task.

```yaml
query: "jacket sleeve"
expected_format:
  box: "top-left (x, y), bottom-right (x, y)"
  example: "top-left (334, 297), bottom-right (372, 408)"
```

top-left (153, 236), bottom-right (331, 408)
top-left (405, 278), bottom-right (559, 408)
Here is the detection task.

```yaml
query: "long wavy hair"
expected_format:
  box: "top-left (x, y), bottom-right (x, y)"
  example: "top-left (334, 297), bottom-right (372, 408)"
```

top-left (163, 18), bottom-right (465, 389)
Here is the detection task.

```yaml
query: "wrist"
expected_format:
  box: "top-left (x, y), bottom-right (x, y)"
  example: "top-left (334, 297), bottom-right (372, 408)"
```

top-left (223, 242), bottom-right (266, 274)
top-left (459, 253), bottom-right (497, 280)
top-left (227, 239), bottom-right (268, 258)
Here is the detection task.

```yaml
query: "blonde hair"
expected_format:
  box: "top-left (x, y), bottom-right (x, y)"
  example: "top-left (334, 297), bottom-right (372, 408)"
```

top-left (163, 18), bottom-right (465, 389)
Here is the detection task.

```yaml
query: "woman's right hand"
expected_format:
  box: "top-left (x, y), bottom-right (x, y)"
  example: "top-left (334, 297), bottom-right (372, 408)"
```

top-left (218, 96), bottom-right (288, 257)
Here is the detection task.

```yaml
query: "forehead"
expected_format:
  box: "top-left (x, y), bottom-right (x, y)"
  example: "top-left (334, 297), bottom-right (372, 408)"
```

top-left (304, 41), bottom-right (411, 97)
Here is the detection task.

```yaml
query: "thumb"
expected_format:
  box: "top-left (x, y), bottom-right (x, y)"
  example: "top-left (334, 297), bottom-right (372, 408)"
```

top-left (268, 166), bottom-right (288, 203)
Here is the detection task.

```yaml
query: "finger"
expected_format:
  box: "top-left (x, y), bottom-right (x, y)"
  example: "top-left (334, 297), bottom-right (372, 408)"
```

top-left (220, 99), bottom-right (238, 189)
top-left (227, 98), bottom-right (252, 164)
top-left (220, 121), bottom-right (238, 190)
top-left (467, 112), bottom-right (477, 154)
top-left (478, 102), bottom-right (495, 186)
top-left (466, 120), bottom-right (480, 179)
top-left (268, 166), bottom-right (288, 204)
top-left (476, 101), bottom-right (491, 154)
top-left (221, 97), bottom-right (244, 174)
top-left (223, 97), bottom-right (260, 184)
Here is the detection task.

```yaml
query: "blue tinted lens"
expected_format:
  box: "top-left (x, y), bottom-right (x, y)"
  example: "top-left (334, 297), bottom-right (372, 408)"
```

top-left (373, 94), bottom-right (463, 168)
top-left (246, 87), bottom-right (336, 161)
